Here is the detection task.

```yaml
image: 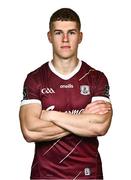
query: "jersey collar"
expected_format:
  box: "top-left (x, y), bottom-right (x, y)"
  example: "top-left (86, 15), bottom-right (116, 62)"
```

top-left (48, 60), bottom-right (82, 80)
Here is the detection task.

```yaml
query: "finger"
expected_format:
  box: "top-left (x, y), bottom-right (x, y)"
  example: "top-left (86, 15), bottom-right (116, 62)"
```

top-left (84, 103), bottom-right (111, 114)
top-left (85, 102), bottom-right (111, 111)
top-left (85, 100), bottom-right (109, 109)
top-left (86, 101), bottom-right (111, 110)
top-left (84, 107), bottom-right (109, 114)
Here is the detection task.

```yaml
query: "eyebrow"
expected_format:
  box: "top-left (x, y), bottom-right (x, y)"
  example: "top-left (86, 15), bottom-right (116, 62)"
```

top-left (53, 29), bottom-right (78, 32)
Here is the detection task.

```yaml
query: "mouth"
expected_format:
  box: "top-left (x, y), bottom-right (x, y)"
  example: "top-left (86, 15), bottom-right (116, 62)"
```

top-left (61, 46), bottom-right (71, 49)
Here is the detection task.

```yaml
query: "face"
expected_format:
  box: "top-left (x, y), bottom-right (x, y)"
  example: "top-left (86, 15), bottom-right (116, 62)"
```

top-left (48, 21), bottom-right (83, 60)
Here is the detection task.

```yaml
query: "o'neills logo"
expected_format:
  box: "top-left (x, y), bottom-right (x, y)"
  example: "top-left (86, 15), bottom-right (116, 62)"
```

top-left (60, 84), bottom-right (74, 88)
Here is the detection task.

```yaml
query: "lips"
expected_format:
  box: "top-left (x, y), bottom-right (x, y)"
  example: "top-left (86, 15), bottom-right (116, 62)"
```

top-left (61, 46), bottom-right (71, 49)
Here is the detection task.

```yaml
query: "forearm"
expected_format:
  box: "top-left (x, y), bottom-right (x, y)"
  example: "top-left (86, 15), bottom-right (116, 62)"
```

top-left (23, 117), bottom-right (70, 142)
top-left (19, 105), bottom-right (70, 143)
top-left (47, 111), bottom-right (112, 137)
top-left (25, 124), bottom-right (70, 142)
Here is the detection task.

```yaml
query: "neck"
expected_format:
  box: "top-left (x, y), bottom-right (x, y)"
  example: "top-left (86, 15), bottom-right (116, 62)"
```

top-left (52, 57), bottom-right (79, 75)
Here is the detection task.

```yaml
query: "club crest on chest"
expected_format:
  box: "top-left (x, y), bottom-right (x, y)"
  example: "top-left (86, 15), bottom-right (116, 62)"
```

top-left (80, 85), bottom-right (90, 95)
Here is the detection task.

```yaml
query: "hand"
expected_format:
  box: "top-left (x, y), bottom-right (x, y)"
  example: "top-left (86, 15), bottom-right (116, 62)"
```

top-left (83, 100), bottom-right (112, 115)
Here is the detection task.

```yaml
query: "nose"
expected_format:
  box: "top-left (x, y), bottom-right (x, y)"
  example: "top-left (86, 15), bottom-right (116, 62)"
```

top-left (62, 33), bottom-right (69, 42)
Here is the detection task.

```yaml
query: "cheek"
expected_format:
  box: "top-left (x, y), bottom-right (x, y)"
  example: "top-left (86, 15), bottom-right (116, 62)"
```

top-left (52, 37), bottom-right (62, 46)
top-left (71, 39), bottom-right (79, 48)
top-left (51, 38), bottom-right (59, 46)
top-left (72, 36), bottom-right (80, 44)
top-left (52, 42), bottom-right (61, 52)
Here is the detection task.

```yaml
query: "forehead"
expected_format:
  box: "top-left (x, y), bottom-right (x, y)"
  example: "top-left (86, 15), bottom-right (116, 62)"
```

top-left (51, 21), bottom-right (78, 31)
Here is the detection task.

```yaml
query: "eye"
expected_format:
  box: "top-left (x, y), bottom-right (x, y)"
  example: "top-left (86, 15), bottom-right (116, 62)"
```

top-left (69, 31), bottom-right (76, 35)
top-left (54, 31), bottom-right (62, 35)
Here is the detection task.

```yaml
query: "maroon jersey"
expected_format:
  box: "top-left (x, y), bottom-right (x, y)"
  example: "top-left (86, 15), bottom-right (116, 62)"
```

top-left (21, 60), bottom-right (110, 179)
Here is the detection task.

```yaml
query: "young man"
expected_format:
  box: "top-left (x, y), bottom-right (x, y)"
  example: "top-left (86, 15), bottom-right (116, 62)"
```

top-left (19, 8), bottom-right (112, 179)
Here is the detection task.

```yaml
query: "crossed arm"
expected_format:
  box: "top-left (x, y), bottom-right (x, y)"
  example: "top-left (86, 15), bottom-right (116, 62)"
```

top-left (19, 101), bottom-right (112, 142)
top-left (19, 104), bottom-right (70, 142)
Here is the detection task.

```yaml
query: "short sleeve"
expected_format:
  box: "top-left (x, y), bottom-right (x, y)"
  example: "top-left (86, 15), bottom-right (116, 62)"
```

top-left (92, 72), bottom-right (111, 103)
top-left (20, 73), bottom-right (41, 106)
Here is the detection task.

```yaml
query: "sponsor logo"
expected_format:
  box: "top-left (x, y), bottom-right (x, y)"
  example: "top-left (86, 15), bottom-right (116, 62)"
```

top-left (46, 105), bottom-right (55, 111)
top-left (65, 109), bottom-right (84, 114)
top-left (60, 84), bottom-right (74, 88)
top-left (84, 167), bottom-right (91, 176)
top-left (46, 105), bottom-right (84, 114)
top-left (41, 88), bottom-right (55, 94)
top-left (80, 85), bottom-right (90, 95)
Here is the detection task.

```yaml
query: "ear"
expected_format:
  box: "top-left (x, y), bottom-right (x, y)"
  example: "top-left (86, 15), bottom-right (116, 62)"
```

top-left (47, 31), bottom-right (52, 43)
top-left (78, 32), bottom-right (83, 44)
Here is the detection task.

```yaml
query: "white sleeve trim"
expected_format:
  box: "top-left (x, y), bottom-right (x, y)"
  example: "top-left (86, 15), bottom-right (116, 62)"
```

top-left (20, 99), bottom-right (42, 106)
top-left (92, 96), bottom-right (111, 103)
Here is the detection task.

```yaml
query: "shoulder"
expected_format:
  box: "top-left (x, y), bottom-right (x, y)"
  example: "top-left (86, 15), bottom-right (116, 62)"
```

top-left (81, 60), bottom-right (107, 79)
top-left (26, 62), bottom-right (48, 82)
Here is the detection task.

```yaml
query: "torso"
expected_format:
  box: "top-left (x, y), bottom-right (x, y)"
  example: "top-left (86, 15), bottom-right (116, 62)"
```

top-left (29, 60), bottom-right (103, 179)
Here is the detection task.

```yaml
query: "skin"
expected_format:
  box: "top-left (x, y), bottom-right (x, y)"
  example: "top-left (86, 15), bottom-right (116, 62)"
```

top-left (47, 21), bottom-right (83, 75)
top-left (19, 21), bottom-right (113, 142)
top-left (41, 101), bottom-right (112, 137)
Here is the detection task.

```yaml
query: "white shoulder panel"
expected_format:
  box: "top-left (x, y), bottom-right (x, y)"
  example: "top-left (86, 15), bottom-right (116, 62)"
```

top-left (92, 96), bottom-right (111, 103)
top-left (20, 99), bottom-right (41, 106)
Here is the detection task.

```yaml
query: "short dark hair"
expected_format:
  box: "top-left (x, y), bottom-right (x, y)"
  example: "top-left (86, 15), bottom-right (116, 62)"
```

top-left (49, 8), bottom-right (81, 31)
